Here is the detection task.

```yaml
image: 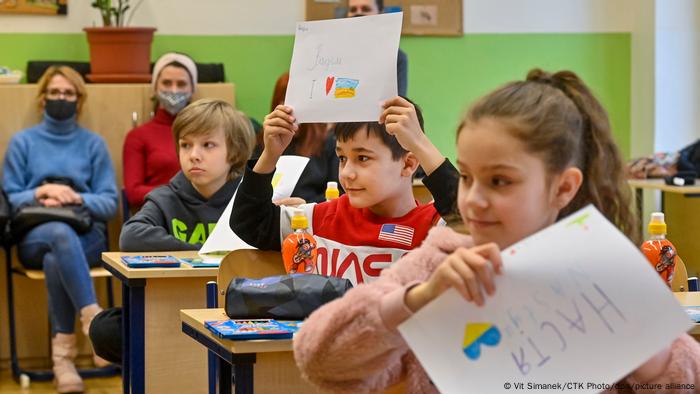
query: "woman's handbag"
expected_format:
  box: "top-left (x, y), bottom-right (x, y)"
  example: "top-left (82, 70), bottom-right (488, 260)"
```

top-left (225, 274), bottom-right (353, 320)
top-left (10, 177), bottom-right (92, 238)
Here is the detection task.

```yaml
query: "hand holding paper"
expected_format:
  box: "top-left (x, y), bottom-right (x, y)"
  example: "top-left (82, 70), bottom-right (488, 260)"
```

top-left (256, 105), bottom-right (298, 174)
top-left (399, 206), bottom-right (693, 394)
top-left (406, 243), bottom-right (503, 311)
top-left (199, 155), bottom-right (310, 256)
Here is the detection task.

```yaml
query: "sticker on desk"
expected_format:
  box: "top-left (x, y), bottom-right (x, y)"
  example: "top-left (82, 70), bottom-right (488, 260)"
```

top-left (399, 205), bottom-right (692, 394)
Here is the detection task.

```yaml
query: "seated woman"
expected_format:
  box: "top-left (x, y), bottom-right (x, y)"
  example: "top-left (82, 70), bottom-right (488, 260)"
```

top-left (2, 65), bottom-right (118, 394)
top-left (258, 72), bottom-right (340, 203)
top-left (122, 52), bottom-right (198, 207)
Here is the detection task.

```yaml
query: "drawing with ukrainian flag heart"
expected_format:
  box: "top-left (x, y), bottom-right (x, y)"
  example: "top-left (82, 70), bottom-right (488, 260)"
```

top-left (462, 323), bottom-right (501, 360)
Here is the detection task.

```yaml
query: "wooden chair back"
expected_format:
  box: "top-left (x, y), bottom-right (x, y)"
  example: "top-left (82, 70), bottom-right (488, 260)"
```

top-left (672, 256), bottom-right (690, 292)
top-left (216, 249), bottom-right (285, 305)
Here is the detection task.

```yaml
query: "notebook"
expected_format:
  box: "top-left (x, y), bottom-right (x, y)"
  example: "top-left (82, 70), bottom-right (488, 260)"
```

top-left (121, 255), bottom-right (181, 268)
top-left (204, 319), bottom-right (297, 340)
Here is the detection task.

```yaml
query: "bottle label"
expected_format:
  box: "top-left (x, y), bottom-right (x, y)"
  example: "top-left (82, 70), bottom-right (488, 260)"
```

top-left (282, 232), bottom-right (318, 274)
top-left (641, 239), bottom-right (677, 286)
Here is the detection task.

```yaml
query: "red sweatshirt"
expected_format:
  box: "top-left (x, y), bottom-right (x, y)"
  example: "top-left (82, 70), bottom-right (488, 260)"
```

top-left (123, 108), bottom-right (180, 207)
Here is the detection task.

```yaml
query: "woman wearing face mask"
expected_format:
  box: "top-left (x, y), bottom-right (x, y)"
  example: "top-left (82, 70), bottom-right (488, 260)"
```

top-left (2, 65), bottom-right (118, 393)
top-left (122, 52), bottom-right (197, 207)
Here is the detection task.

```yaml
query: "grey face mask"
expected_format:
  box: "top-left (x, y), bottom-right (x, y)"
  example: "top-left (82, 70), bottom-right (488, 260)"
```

top-left (157, 91), bottom-right (191, 115)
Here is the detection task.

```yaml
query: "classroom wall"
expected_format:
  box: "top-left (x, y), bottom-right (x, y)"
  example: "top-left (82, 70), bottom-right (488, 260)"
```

top-left (654, 0), bottom-right (700, 152)
top-left (0, 33), bottom-right (631, 161)
top-left (0, 0), bottom-right (634, 35)
top-left (0, 0), bottom-right (634, 159)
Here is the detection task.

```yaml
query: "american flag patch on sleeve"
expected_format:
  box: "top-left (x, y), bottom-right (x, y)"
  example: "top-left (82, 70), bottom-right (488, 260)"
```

top-left (378, 224), bottom-right (414, 247)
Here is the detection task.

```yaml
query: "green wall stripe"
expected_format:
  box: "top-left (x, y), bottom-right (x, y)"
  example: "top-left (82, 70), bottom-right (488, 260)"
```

top-left (0, 32), bottom-right (630, 159)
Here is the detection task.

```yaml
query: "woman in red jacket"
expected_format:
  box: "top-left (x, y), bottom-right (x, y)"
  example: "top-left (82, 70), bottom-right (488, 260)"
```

top-left (122, 52), bottom-right (197, 207)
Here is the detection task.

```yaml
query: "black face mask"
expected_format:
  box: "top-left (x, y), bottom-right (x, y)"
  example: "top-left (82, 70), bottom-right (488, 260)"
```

top-left (45, 99), bottom-right (77, 121)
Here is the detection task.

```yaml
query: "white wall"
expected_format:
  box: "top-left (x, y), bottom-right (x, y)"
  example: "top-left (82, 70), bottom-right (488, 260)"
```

top-left (630, 0), bottom-right (655, 158)
top-left (0, 0), bottom-right (635, 35)
top-left (464, 0), bottom-right (634, 33)
top-left (654, 0), bottom-right (700, 152)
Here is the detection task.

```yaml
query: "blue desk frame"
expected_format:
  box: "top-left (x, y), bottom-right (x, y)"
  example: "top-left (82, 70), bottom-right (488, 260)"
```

top-left (102, 263), bottom-right (146, 394)
top-left (181, 322), bottom-right (255, 394)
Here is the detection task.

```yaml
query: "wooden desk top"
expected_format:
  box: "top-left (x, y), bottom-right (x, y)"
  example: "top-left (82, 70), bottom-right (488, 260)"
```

top-left (628, 179), bottom-right (700, 194)
top-left (102, 251), bottom-right (219, 279)
top-left (180, 308), bottom-right (294, 353)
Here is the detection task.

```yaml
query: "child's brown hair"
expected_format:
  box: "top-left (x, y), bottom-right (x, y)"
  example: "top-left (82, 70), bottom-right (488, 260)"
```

top-left (460, 69), bottom-right (639, 243)
top-left (173, 98), bottom-right (255, 179)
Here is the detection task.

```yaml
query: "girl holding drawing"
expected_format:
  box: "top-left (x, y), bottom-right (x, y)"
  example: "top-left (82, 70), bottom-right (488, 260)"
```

top-left (293, 69), bottom-right (700, 393)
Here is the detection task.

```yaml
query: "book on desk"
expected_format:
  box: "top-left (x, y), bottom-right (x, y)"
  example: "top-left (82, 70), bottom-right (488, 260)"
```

top-left (685, 306), bottom-right (700, 323)
top-left (204, 319), bottom-right (302, 340)
top-left (121, 255), bottom-right (181, 268)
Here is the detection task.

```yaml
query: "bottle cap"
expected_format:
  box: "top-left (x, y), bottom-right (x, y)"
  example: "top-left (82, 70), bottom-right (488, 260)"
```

top-left (290, 208), bottom-right (308, 230)
top-left (325, 181), bottom-right (339, 200)
top-left (648, 212), bottom-right (667, 235)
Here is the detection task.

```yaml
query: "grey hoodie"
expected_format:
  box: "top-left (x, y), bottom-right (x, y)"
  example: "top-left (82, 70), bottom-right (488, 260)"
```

top-left (119, 171), bottom-right (239, 251)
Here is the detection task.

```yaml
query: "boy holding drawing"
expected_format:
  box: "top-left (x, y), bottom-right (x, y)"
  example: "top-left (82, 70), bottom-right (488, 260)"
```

top-left (293, 70), bottom-right (700, 393)
top-left (230, 96), bottom-right (458, 285)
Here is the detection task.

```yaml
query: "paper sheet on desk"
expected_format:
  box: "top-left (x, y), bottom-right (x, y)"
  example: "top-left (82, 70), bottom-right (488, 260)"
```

top-left (285, 13), bottom-right (402, 123)
top-left (398, 205), bottom-right (693, 394)
top-left (199, 155), bottom-right (310, 256)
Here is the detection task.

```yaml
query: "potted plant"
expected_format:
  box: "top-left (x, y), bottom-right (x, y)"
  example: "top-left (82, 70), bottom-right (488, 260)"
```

top-left (84, 0), bottom-right (156, 83)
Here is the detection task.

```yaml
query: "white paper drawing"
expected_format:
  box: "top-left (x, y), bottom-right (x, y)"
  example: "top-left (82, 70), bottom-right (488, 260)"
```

top-left (399, 206), bottom-right (693, 394)
top-left (199, 155), bottom-right (310, 256)
top-left (285, 12), bottom-right (403, 123)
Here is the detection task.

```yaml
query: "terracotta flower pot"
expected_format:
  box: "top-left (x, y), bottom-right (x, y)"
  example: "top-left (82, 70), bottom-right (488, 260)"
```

top-left (84, 27), bottom-right (157, 83)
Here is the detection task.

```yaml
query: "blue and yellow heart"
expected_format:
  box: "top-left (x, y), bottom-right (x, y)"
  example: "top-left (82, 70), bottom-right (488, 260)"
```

top-left (462, 323), bottom-right (501, 360)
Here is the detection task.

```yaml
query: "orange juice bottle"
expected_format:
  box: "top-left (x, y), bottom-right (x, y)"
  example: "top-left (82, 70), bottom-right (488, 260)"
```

top-left (281, 209), bottom-right (317, 274)
top-left (641, 212), bottom-right (678, 286)
top-left (325, 181), bottom-right (339, 201)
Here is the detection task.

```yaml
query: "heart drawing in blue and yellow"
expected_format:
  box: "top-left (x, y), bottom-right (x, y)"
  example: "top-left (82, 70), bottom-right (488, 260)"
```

top-left (462, 323), bottom-right (501, 360)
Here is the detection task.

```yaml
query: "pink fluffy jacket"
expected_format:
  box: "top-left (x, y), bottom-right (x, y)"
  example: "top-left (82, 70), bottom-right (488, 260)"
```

top-left (293, 226), bottom-right (700, 393)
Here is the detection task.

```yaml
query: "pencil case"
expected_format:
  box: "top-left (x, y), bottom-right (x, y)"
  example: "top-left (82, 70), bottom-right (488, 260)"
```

top-left (225, 273), bottom-right (353, 320)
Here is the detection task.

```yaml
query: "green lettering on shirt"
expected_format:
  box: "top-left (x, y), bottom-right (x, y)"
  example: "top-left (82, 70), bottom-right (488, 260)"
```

top-left (172, 218), bottom-right (188, 242)
top-left (188, 223), bottom-right (207, 245)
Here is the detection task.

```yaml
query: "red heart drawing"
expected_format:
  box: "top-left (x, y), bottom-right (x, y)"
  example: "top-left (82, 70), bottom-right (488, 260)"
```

top-left (325, 76), bottom-right (335, 95)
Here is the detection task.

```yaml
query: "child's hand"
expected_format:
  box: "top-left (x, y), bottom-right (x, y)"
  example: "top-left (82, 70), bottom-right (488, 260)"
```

top-left (405, 243), bottom-right (503, 312)
top-left (380, 96), bottom-right (444, 175)
top-left (256, 105), bottom-right (298, 173)
top-left (380, 96), bottom-right (425, 153)
top-left (273, 197), bottom-right (306, 207)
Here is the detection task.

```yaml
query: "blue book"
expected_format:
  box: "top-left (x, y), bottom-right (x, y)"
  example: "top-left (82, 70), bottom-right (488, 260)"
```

top-left (685, 306), bottom-right (700, 323)
top-left (121, 255), bottom-right (181, 268)
top-left (178, 257), bottom-right (220, 268)
top-left (204, 319), bottom-right (294, 340)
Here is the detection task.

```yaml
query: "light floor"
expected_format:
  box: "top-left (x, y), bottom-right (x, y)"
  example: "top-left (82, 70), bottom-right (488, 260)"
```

top-left (0, 370), bottom-right (121, 394)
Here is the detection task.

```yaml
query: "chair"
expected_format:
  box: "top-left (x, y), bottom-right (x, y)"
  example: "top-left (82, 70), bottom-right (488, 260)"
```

top-left (671, 256), bottom-right (690, 292)
top-left (205, 249), bottom-right (285, 394)
top-left (4, 243), bottom-right (119, 387)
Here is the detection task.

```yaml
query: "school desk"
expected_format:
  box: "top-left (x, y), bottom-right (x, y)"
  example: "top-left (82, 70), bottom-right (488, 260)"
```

top-left (674, 291), bottom-right (700, 336)
top-left (628, 179), bottom-right (700, 276)
top-left (180, 308), bottom-right (313, 394)
top-left (102, 251), bottom-right (219, 394)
